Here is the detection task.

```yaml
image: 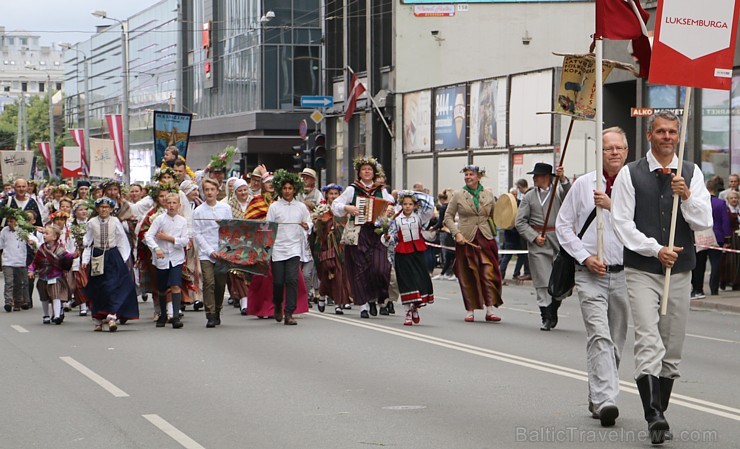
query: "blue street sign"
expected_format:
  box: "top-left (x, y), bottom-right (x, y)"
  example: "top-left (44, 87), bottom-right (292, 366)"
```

top-left (300, 96), bottom-right (334, 108)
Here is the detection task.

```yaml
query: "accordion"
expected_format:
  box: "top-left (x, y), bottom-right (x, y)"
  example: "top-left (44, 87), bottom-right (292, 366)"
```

top-left (355, 196), bottom-right (388, 225)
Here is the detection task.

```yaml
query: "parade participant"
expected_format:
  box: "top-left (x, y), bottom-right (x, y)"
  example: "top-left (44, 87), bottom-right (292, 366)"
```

top-left (193, 178), bottom-right (233, 328)
top-left (312, 184), bottom-right (350, 314)
top-left (29, 225), bottom-right (76, 325)
top-left (91, 184), bottom-right (103, 199)
top-left (69, 203), bottom-right (90, 316)
top-left (718, 173), bottom-right (739, 201)
top-left (244, 173), bottom-right (274, 220)
top-left (385, 191), bottom-right (435, 326)
top-left (45, 184), bottom-right (70, 214)
top-left (162, 147), bottom-right (196, 180)
top-left (690, 177), bottom-right (730, 298)
top-left (198, 148), bottom-right (236, 202)
top-left (179, 180), bottom-right (204, 311)
top-left (266, 170), bottom-right (311, 325)
top-left (0, 210), bottom-right (37, 312)
top-left (515, 162), bottom-right (570, 330)
top-left (443, 165), bottom-right (503, 323)
top-left (50, 211), bottom-right (74, 310)
top-left (173, 158), bottom-right (193, 182)
top-left (720, 190), bottom-right (740, 289)
top-left (145, 192), bottom-right (189, 329)
top-left (556, 127), bottom-right (630, 427)
top-left (74, 180), bottom-right (91, 201)
top-left (0, 178), bottom-right (44, 227)
top-left (81, 197), bottom-right (140, 332)
top-left (612, 111), bottom-right (712, 444)
top-left (100, 180), bottom-right (135, 232)
top-left (331, 156), bottom-right (394, 318)
top-left (248, 166), bottom-right (266, 199)
top-left (227, 179), bottom-right (252, 314)
top-left (432, 189), bottom-right (456, 281)
top-left (297, 168), bottom-right (323, 307)
top-left (128, 183), bottom-right (144, 204)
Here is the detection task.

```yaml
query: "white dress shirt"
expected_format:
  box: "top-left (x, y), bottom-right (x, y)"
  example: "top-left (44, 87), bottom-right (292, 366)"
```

top-left (266, 197), bottom-right (312, 262)
top-left (331, 182), bottom-right (394, 218)
top-left (0, 226), bottom-right (31, 267)
top-left (192, 201), bottom-right (233, 262)
top-left (144, 212), bottom-right (189, 270)
top-left (611, 151), bottom-right (713, 258)
top-left (556, 171), bottom-right (623, 265)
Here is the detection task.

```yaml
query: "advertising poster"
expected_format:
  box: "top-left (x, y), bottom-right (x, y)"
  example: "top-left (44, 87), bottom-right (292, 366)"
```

top-left (470, 78), bottom-right (507, 149)
top-left (153, 111), bottom-right (193, 166)
top-left (403, 91), bottom-right (432, 153)
top-left (62, 146), bottom-right (82, 178)
top-left (434, 85), bottom-right (467, 151)
top-left (89, 138), bottom-right (116, 179)
top-left (0, 151), bottom-right (34, 181)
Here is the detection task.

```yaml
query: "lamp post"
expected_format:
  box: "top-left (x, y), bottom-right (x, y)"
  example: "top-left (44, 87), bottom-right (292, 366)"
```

top-left (26, 65), bottom-right (55, 175)
top-left (92, 10), bottom-right (130, 184)
top-left (60, 43), bottom-right (90, 176)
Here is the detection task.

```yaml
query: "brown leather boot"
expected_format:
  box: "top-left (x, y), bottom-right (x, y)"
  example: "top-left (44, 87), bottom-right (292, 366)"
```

top-left (284, 314), bottom-right (297, 325)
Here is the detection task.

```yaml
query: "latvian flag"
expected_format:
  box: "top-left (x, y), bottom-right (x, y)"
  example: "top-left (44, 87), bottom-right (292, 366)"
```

top-left (105, 114), bottom-right (125, 173)
top-left (344, 72), bottom-right (367, 123)
top-left (36, 142), bottom-right (52, 173)
top-left (69, 129), bottom-right (89, 176)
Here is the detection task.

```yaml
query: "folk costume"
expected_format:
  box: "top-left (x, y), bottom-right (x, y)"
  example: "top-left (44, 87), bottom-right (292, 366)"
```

top-left (312, 185), bottom-right (351, 314)
top-left (227, 179), bottom-right (252, 313)
top-left (29, 235), bottom-right (75, 325)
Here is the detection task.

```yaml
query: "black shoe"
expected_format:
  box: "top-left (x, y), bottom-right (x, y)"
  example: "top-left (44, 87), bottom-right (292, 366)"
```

top-left (142, 294), bottom-right (148, 302)
top-left (206, 314), bottom-right (216, 328)
top-left (539, 307), bottom-right (552, 331)
top-left (599, 405), bottom-right (619, 427)
top-left (156, 316), bottom-right (167, 327)
top-left (636, 375), bottom-right (669, 444)
top-left (335, 307), bottom-right (344, 315)
top-left (369, 302), bottom-right (378, 316)
top-left (193, 300), bottom-right (204, 311)
top-left (360, 310), bottom-right (369, 319)
top-left (274, 307), bottom-right (283, 323)
top-left (379, 305), bottom-right (389, 315)
top-left (227, 297), bottom-right (234, 305)
top-left (343, 304), bottom-right (352, 310)
top-left (549, 300), bottom-right (561, 329)
top-left (53, 315), bottom-right (63, 325)
top-left (318, 302), bottom-right (325, 313)
top-left (214, 312), bottom-right (221, 325)
top-left (4, 304), bottom-right (11, 312)
top-left (387, 302), bottom-right (395, 314)
top-left (241, 308), bottom-right (247, 316)
top-left (20, 304), bottom-right (29, 310)
top-left (172, 318), bottom-right (183, 329)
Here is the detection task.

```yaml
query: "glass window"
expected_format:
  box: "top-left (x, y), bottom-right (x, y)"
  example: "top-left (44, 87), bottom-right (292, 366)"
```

top-left (702, 89), bottom-right (730, 181)
top-left (263, 46), bottom-right (278, 109)
top-left (39, 82), bottom-right (45, 93)
top-left (730, 76), bottom-right (740, 176)
top-left (21, 82), bottom-right (27, 92)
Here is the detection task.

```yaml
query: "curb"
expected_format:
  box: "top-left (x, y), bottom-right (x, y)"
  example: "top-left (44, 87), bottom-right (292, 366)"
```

top-left (690, 299), bottom-right (740, 314)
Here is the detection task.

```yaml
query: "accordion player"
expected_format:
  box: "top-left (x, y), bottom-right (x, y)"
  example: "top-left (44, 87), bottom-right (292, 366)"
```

top-left (354, 196), bottom-right (389, 225)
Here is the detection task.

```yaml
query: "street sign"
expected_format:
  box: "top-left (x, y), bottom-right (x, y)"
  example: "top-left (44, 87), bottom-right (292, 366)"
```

top-left (300, 96), bottom-right (334, 108)
top-left (299, 119), bottom-right (308, 141)
top-left (310, 110), bottom-right (325, 124)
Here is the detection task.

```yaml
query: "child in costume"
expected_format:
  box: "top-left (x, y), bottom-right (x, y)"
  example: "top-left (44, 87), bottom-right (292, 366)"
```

top-left (29, 225), bottom-right (76, 324)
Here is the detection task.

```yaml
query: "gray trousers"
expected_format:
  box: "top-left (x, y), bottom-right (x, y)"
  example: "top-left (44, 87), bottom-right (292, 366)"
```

top-left (535, 287), bottom-right (551, 307)
top-left (3, 266), bottom-right (29, 307)
top-left (626, 267), bottom-right (690, 380)
top-left (575, 268), bottom-right (629, 411)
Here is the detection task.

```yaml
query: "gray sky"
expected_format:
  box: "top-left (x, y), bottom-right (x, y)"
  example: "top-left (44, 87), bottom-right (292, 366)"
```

top-left (3, 0), bottom-right (164, 47)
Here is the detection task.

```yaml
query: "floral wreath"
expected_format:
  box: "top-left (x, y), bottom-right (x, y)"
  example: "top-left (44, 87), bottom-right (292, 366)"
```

top-left (208, 146), bottom-right (237, 172)
top-left (353, 156), bottom-right (379, 172)
top-left (49, 211), bottom-right (70, 222)
top-left (271, 169), bottom-right (305, 197)
top-left (94, 197), bottom-right (116, 208)
top-left (147, 182), bottom-right (179, 200)
top-left (321, 183), bottom-right (344, 193)
top-left (153, 166), bottom-right (177, 182)
top-left (460, 164), bottom-right (486, 176)
top-left (100, 179), bottom-right (122, 191)
top-left (396, 190), bottom-right (419, 203)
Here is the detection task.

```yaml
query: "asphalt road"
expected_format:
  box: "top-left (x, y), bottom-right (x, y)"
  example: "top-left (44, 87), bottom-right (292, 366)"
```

top-left (1, 277), bottom-right (739, 449)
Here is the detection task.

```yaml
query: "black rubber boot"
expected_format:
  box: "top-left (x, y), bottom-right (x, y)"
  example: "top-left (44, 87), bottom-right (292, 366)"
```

top-left (549, 299), bottom-right (561, 329)
top-left (660, 377), bottom-right (675, 440)
top-left (636, 375), bottom-right (669, 444)
top-left (206, 313), bottom-right (216, 328)
top-left (539, 307), bottom-right (552, 331)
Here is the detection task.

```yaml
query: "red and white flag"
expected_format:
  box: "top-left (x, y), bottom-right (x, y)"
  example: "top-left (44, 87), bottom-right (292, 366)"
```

top-left (595, 0), bottom-right (652, 78)
top-left (69, 129), bottom-right (89, 176)
top-left (344, 72), bottom-right (366, 123)
top-left (105, 114), bottom-right (125, 173)
top-left (36, 142), bottom-right (52, 173)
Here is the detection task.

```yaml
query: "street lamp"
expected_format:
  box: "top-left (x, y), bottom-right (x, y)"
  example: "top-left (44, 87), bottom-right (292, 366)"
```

top-left (26, 64), bottom-right (55, 175)
top-left (91, 9), bottom-right (130, 183)
top-left (60, 42), bottom-right (90, 176)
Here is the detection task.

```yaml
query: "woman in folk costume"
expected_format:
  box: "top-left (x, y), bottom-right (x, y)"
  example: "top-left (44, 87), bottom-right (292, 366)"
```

top-left (244, 172), bottom-right (310, 318)
top-left (443, 165), bottom-right (504, 323)
top-left (69, 202), bottom-right (90, 316)
top-left (227, 179), bottom-right (252, 314)
top-left (179, 180), bottom-right (204, 311)
top-left (311, 184), bottom-right (351, 314)
top-left (81, 197), bottom-right (139, 332)
top-left (29, 224), bottom-right (76, 325)
top-left (384, 190), bottom-right (435, 325)
top-left (136, 184), bottom-right (178, 321)
top-left (331, 156), bottom-right (394, 319)
top-left (50, 211), bottom-right (76, 312)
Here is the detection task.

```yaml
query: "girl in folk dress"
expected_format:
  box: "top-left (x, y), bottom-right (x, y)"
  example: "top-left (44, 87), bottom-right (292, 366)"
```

top-left (227, 179), bottom-right (252, 314)
top-left (384, 191), bottom-right (435, 325)
top-left (137, 185), bottom-right (174, 321)
top-left (69, 203), bottom-right (90, 316)
top-left (29, 225), bottom-right (76, 325)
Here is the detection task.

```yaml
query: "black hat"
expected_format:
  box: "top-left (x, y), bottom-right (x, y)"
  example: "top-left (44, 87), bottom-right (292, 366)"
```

top-left (526, 162), bottom-right (555, 176)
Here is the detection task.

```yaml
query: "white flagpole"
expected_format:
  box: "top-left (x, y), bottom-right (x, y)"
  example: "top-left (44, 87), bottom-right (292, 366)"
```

top-left (595, 38), bottom-right (604, 261)
top-left (661, 86), bottom-right (693, 316)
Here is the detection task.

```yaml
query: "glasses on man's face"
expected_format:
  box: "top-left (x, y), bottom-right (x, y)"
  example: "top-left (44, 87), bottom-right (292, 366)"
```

top-left (603, 146), bottom-right (627, 153)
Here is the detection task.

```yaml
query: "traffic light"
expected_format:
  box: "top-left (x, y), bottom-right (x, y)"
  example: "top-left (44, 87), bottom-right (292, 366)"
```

top-left (301, 141), bottom-right (312, 167)
top-left (312, 133), bottom-right (326, 169)
top-left (292, 144), bottom-right (303, 170)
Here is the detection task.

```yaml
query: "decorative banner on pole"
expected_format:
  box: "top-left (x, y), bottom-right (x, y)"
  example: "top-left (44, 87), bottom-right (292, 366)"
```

top-left (36, 142), bottom-right (52, 173)
top-left (104, 114), bottom-right (124, 173)
top-left (69, 129), bottom-right (89, 176)
top-left (153, 111), bottom-right (193, 166)
top-left (0, 151), bottom-right (34, 181)
top-left (649, 0), bottom-right (740, 90)
top-left (62, 146), bottom-right (82, 178)
top-left (89, 138), bottom-right (116, 179)
top-left (215, 219), bottom-right (278, 276)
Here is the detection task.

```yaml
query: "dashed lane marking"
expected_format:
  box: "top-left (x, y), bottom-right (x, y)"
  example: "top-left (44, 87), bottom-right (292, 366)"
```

top-left (60, 356), bottom-right (129, 398)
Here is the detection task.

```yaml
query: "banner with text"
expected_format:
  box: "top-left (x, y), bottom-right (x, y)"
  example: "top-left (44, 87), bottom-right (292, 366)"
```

top-left (89, 138), bottom-right (116, 179)
top-left (649, 0), bottom-right (740, 90)
top-left (153, 111), bottom-right (193, 166)
top-left (62, 146), bottom-right (82, 178)
top-left (0, 151), bottom-right (34, 182)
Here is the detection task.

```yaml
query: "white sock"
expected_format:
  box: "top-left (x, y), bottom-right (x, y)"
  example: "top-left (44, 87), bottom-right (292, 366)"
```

top-left (318, 298), bottom-right (325, 306)
top-left (486, 305), bottom-right (494, 315)
top-left (240, 297), bottom-right (248, 310)
top-left (167, 301), bottom-right (174, 318)
top-left (403, 304), bottom-right (412, 312)
top-left (41, 300), bottom-right (50, 316)
top-left (52, 299), bottom-right (62, 318)
top-left (360, 304), bottom-right (369, 312)
top-left (81, 303), bottom-right (88, 312)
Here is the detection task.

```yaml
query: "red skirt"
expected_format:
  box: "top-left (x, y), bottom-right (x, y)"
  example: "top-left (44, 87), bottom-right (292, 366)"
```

top-left (246, 269), bottom-right (309, 317)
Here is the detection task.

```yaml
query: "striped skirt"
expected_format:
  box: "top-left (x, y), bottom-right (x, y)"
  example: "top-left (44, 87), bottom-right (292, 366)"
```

top-left (395, 251), bottom-right (434, 306)
top-left (344, 225), bottom-right (391, 306)
top-left (37, 277), bottom-right (70, 302)
top-left (453, 230), bottom-right (503, 310)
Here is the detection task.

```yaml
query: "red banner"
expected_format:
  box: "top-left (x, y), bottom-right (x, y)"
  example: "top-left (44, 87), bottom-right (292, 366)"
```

top-left (105, 114), bottom-right (125, 173)
top-left (649, 0), bottom-right (740, 90)
top-left (36, 142), bottom-right (52, 173)
top-left (69, 129), bottom-right (89, 176)
top-left (62, 146), bottom-right (82, 178)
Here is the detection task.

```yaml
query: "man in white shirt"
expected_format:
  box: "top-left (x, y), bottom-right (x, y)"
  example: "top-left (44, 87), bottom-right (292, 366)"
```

top-left (0, 179), bottom-right (45, 227)
top-left (556, 127), bottom-right (630, 427)
top-left (718, 173), bottom-right (738, 201)
top-left (612, 110), bottom-right (713, 444)
top-left (266, 171), bottom-right (312, 325)
top-left (0, 214), bottom-right (39, 311)
top-left (193, 178), bottom-right (233, 328)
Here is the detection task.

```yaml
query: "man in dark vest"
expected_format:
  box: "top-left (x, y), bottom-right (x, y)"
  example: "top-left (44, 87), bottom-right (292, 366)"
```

top-left (612, 110), bottom-right (712, 444)
top-left (0, 178), bottom-right (44, 227)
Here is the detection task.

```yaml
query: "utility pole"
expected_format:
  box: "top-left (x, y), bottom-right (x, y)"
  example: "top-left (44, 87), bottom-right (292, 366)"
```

top-left (48, 72), bottom-right (55, 175)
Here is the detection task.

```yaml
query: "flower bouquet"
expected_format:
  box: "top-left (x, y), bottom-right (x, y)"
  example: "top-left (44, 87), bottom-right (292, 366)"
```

top-left (71, 222), bottom-right (87, 249)
top-left (373, 216), bottom-right (391, 236)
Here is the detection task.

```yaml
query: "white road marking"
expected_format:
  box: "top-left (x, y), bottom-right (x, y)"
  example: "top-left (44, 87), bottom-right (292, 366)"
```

top-left (143, 414), bottom-right (206, 449)
top-left (59, 356), bottom-right (129, 398)
top-left (309, 312), bottom-right (740, 422)
top-left (686, 333), bottom-right (737, 344)
top-left (11, 325), bottom-right (29, 333)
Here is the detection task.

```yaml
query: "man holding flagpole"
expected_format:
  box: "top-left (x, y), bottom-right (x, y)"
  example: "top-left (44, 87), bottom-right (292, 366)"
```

top-left (611, 111), bottom-right (712, 444)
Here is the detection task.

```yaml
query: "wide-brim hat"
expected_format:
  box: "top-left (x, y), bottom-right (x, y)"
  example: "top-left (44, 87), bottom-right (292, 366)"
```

top-left (526, 162), bottom-right (555, 176)
top-left (301, 168), bottom-right (317, 179)
top-left (494, 193), bottom-right (518, 230)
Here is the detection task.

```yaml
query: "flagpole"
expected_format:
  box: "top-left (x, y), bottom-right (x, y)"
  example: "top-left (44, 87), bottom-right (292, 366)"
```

top-left (661, 86), bottom-right (692, 316)
top-left (346, 66), bottom-right (393, 139)
top-left (595, 38), bottom-right (604, 261)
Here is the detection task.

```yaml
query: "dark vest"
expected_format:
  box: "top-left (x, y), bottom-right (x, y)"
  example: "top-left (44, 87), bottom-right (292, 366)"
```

top-left (623, 158), bottom-right (695, 274)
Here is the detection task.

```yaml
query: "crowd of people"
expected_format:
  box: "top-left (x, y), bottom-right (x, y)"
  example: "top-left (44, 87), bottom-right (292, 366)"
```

top-left (0, 110), bottom-right (725, 445)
